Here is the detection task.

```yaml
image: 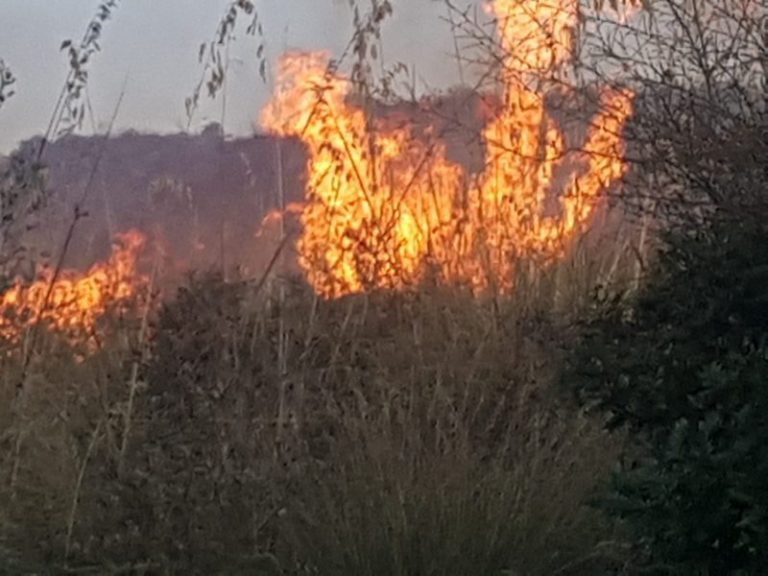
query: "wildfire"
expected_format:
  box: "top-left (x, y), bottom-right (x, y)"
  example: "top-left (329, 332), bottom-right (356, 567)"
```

top-left (262, 52), bottom-right (464, 295)
top-left (261, 0), bottom-right (634, 297)
top-left (0, 230), bottom-right (147, 342)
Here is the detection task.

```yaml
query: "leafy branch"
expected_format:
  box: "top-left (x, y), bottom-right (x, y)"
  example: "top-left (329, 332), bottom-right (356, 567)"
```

top-left (0, 59), bottom-right (16, 110)
top-left (39, 0), bottom-right (120, 160)
top-left (185, 0), bottom-right (266, 129)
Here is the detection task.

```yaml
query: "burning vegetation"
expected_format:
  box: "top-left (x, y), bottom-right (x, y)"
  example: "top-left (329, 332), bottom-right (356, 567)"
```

top-left (261, 0), bottom-right (634, 298)
top-left (0, 0), bottom-right (636, 341)
top-left (5, 0), bottom-right (767, 573)
top-left (0, 230), bottom-right (146, 342)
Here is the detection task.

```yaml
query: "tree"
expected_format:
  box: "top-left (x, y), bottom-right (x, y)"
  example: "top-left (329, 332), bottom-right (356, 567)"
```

top-left (564, 5), bottom-right (768, 570)
top-left (577, 0), bottom-right (767, 222)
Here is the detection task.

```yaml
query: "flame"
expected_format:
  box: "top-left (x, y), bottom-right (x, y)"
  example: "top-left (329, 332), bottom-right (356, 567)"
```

top-left (488, 0), bottom-right (577, 71)
top-left (262, 53), bottom-right (464, 295)
top-left (0, 230), bottom-right (147, 342)
top-left (261, 0), bottom-right (634, 297)
top-left (255, 202), bottom-right (305, 238)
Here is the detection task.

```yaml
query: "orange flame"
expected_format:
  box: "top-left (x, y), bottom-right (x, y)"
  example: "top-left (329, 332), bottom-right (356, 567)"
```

top-left (261, 0), bottom-right (634, 297)
top-left (255, 202), bottom-right (305, 238)
top-left (0, 230), bottom-right (147, 342)
top-left (262, 53), bottom-right (465, 295)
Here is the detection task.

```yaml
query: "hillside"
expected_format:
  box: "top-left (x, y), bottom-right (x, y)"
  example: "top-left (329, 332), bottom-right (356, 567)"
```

top-left (10, 87), bottom-right (489, 279)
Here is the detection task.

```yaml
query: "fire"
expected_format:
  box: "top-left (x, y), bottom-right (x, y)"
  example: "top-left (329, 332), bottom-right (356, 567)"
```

top-left (262, 53), bottom-right (464, 295)
top-left (261, 0), bottom-right (634, 298)
top-left (255, 202), bottom-right (305, 238)
top-left (0, 230), bottom-right (147, 342)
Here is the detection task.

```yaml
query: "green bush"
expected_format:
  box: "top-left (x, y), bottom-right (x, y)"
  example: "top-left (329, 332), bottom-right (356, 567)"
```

top-left (566, 216), bottom-right (768, 574)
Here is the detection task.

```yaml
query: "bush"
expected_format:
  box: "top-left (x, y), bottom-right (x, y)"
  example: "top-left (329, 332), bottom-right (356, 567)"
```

top-left (566, 216), bottom-right (768, 574)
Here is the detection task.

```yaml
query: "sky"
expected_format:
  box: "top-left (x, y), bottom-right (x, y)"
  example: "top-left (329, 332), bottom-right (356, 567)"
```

top-left (0, 0), bottom-right (476, 154)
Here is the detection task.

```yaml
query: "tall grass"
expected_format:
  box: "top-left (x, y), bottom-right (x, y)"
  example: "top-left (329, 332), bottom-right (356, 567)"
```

top-left (0, 218), bottom-right (644, 574)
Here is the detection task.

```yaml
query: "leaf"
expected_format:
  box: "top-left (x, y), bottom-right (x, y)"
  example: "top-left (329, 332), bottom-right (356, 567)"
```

top-left (259, 60), bottom-right (267, 83)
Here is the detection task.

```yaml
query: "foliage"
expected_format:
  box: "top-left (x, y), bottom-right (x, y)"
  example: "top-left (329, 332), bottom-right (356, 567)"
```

top-left (53, 0), bottom-right (120, 142)
top-left (0, 270), bottom-right (629, 574)
top-left (0, 59), bottom-right (15, 110)
top-left (578, 0), bottom-right (767, 222)
top-left (185, 0), bottom-right (266, 128)
top-left (566, 214), bottom-right (768, 574)
top-left (9, 0), bottom-right (764, 574)
top-left (567, 2), bottom-right (768, 566)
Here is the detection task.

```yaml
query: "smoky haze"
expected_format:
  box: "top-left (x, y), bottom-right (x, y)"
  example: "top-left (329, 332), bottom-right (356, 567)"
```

top-left (0, 0), bottom-right (478, 154)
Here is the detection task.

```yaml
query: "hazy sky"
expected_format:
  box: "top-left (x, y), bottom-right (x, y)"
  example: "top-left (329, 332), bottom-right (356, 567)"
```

top-left (0, 0), bottom-right (475, 154)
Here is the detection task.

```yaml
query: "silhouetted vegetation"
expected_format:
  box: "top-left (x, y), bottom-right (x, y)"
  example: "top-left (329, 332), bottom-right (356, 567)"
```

top-left (568, 212), bottom-right (768, 574)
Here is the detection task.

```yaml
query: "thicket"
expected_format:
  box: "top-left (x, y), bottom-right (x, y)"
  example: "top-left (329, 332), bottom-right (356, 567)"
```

top-left (563, 1), bottom-right (768, 572)
top-left (567, 213), bottom-right (768, 575)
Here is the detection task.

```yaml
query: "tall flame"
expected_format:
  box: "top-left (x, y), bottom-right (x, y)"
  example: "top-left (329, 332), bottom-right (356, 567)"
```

top-left (261, 0), bottom-right (634, 297)
top-left (262, 53), bottom-right (464, 295)
top-left (0, 230), bottom-right (147, 342)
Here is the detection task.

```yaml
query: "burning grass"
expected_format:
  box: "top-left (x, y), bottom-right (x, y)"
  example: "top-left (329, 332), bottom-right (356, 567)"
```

top-left (0, 230), bottom-right (147, 345)
top-left (0, 217), bottom-right (644, 572)
top-left (261, 0), bottom-right (633, 298)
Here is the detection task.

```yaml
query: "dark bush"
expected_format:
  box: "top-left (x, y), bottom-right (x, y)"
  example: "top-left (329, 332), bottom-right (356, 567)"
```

top-left (567, 216), bottom-right (768, 574)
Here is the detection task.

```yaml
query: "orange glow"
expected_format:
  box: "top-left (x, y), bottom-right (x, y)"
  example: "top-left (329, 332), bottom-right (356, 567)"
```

top-left (261, 0), bottom-right (634, 297)
top-left (261, 53), bottom-right (463, 296)
top-left (255, 202), bottom-right (305, 237)
top-left (488, 0), bottom-right (577, 72)
top-left (0, 230), bottom-right (147, 342)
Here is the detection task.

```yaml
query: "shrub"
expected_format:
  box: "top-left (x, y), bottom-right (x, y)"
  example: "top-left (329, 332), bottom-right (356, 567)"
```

top-left (566, 216), bottom-right (768, 574)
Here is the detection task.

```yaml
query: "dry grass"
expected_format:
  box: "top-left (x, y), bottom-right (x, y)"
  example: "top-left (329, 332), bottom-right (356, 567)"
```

top-left (0, 213), bottom-right (644, 574)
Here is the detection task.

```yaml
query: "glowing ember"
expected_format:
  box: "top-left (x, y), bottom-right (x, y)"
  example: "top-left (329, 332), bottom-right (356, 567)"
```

top-left (0, 230), bottom-right (147, 342)
top-left (261, 0), bottom-right (634, 297)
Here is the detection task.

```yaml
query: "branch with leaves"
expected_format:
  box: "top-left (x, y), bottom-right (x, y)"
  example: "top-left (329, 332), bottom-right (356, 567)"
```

top-left (578, 0), bottom-right (767, 221)
top-left (39, 0), bottom-right (120, 160)
top-left (185, 0), bottom-right (266, 129)
top-left (0, 59), bottom-right (16, 110)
